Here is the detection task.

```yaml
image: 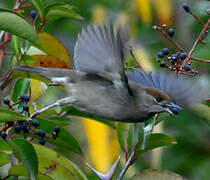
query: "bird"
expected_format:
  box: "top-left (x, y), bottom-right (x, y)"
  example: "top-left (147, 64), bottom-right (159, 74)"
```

top-left (14, 24), bottom-right (208, 122)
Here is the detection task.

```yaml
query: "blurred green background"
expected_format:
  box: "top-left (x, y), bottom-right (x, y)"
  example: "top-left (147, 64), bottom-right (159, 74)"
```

top-left (0, 0), bottom-right (210, 179)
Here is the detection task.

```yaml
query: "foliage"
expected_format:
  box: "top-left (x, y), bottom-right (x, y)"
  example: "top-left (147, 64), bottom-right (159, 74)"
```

top-left (0, 0), bottom-right (209, 180)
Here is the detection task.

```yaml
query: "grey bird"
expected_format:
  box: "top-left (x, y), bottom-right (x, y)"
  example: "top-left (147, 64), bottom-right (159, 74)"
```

top-left (15, 24), bottom-right (208, 122)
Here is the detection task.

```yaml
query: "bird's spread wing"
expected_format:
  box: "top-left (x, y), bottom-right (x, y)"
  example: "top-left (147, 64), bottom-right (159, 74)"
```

top-left (74, 23), bottom-right (128, 86)
top-left (126, 70), bottom-right (209, 107)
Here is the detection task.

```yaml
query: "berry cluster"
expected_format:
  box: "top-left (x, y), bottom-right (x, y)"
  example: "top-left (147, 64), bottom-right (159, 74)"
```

top-left (153, 2), bottom-right (209, 76)
top-left (1, 94), bottom-right (61, 145)
top-left (156, 46), bottom-right (195, 75)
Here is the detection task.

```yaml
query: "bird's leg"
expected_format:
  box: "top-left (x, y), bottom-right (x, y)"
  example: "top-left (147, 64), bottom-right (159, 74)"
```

top-left (30, 97), bottom-right (76, 119)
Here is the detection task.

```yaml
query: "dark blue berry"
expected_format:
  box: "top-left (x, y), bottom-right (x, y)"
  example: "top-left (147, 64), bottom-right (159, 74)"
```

top-left (182, 3), bottom-right (190, 12)
top-left (162, 48), bottom-right (169, 55)
top-left (23, 126), bottom-right (30, 133)
top-left (37, 129), bottom-right (46, 137)
top-left (180, 52), bottom-right (187, 60)
top-left (3, 98), bottom-right (10, 105)
top-left (32, 120), bottom-right (40, 127)
top-left (0, 131), bottom-right (7, 139)
top-left (171, 54), bottom-right (178, 61)
top-left (54, 126), bottom-right (60, 133)
top-left (39, 138), bottom-right (46, 145)
top-left (15, 125), bottom-right (21, 133)
top-left (19, 94), bottom-right (30, 102)
top-left (7, 121), bottom-right (14, 127)
top-left (160, 62), bottom-right (166, 68)
top-left (171, 107), bottom-right (179, 115)
top-left (168, 28), bottom-right (175, 37)
top-left (158, 51), bottom-right (164, 58)
top-left (30, 10), bottom-right (37, 19)
top-left (23, 104), bottom-right (29, 112)
top-left (183, 65), bottom-right (191, 71)
top-left (21, 122), bottom-right (29, 133)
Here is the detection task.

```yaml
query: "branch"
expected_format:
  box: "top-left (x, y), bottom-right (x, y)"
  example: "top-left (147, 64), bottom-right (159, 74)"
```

top-left (181, 18), bottom-right (210, 68)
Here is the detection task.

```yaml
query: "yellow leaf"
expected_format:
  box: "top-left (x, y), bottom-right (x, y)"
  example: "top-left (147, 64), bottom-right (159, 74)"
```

top-left (30, 79), bottom-right (47, 102)
top-left (38, 32), bottom-right (71, 66)
top-left (29, 55), bottom-right (72, 69)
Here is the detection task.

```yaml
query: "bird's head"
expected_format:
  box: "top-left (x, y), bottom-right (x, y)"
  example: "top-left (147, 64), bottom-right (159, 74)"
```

top-left (139, 87), bottom-right (181, 116)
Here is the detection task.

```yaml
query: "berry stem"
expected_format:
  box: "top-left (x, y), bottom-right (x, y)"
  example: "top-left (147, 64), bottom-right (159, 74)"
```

top-left (153, 26), bottom-right (183, 52)
top-left (181, 18), bottom-right (210, 69)
top-left (129, 48), bottom-right (144, 70)
top-left (188, 10), bottom-right (205, 26)
top-left (190, 57), bottom-right (210, 63)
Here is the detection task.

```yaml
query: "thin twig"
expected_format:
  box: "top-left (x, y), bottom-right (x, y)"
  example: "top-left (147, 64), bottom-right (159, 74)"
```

top-left (117, 151), bottom-right (136, 180)
top-left (153, 25), bottom-right (183, 52)
top-left (190, 57), bottom-right (210, 63)
top-left (181, 18), bottom-right (210, 68)
top-left (129, 48), bottom-right (144, 70)
top-left (189, 10), bottom-right (205, 26)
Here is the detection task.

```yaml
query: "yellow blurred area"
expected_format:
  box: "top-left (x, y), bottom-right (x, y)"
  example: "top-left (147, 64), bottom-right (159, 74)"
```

top-left (153, 0), bottom-right (172, 24)
top-left (83, 118), bottom-right (119, 172)
top-left (135, 0), bottom-right (152, 24)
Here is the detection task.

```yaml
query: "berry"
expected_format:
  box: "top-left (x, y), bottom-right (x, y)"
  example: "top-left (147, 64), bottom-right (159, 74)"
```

top-left (171, 107), bottom-right (179, 115)
top-left (0, 131), bottom-right (7, 139)
top-left (19, 94), bottom-right (30, 102)
top-left (21, 122), bottom-right (30, 133)
top-left (7, 121), bottom-right (14, 127)
top-left (39, 138), bottom-right (46, 145)
top-left (30, 10), bottom-right (37, 19)
top-left (162, 48), bottom-right (169, 55)
top-left (23, 126), bottom-right (30, 133)
top-left (32, 120), bottom-right (40, 127)
top-left (54, 126), bottom-right (60, 134)
top-left (37, 129), bottom-right (46, 137)
top-left (183, 65), bottom-right (191, 71)
top-left (182, 3), bottom-right (190, 12)
top-left (171, 54), bottom-right (178, 61)
top-left (23, 104), bottom-right (29, 112)
top-left (160, 62), bottom-right (166, 68)
top-left (168, 28), bottom-right (175, 37)
top-left (15, 125), bottom-right (21, 133)
top-left (3, 98), bottom-right (10, 105)
top-left (180, 52), bottom-right (187, 60)
top-left (158, 51), bottom-right (164, 58)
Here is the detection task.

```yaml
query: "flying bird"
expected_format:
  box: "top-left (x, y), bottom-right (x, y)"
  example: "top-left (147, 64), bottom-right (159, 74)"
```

top-left (15, 24), bottom-right (208, 122)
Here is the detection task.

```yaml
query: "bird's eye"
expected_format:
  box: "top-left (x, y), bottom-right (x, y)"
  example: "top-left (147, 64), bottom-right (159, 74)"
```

top-left (155, 97), bottom-right (163, 103)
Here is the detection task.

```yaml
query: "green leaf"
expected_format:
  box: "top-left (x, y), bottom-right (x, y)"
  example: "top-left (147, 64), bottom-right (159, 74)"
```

top-left (62, 106), bottom-right (116, 129)
top-left (24, 117), bottom-right (82, 155)
top-left (8, 139), bottom-right (38, 180)
top-left (30, 0), bottom-right (44, 18)
top-left (0, 9), bottom-right (40, 46)
top-left (0, 152), bottom-right (10, 166)
top-left (12, 35), bottom-right (21, 56)
top-left (34, 144), bottom-right (88, 180)
top-left (130, 168), bottom-right (186, 180)
top-left (45, 4), bottom-right (83, 22)
top-left (12, 78), bottom-right (30, 103)
top-left (145, 133), bottom-right (177, 151)
top-left (0, 138), bottom-right (12, 153)
top-left (0, 108), bottom-right (26, 122)
top-left (9, 165), bottom-right (54, 180)
top-left (117, 123), bottom-right (133, 153)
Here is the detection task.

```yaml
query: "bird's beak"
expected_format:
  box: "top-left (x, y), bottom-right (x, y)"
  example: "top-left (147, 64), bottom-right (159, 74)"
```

top-left (164, 102), bottom-right (181, 116)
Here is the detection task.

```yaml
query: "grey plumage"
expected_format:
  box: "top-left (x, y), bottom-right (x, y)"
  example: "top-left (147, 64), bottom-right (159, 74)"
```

top-left (14, 23), bottom-right (209, 122)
